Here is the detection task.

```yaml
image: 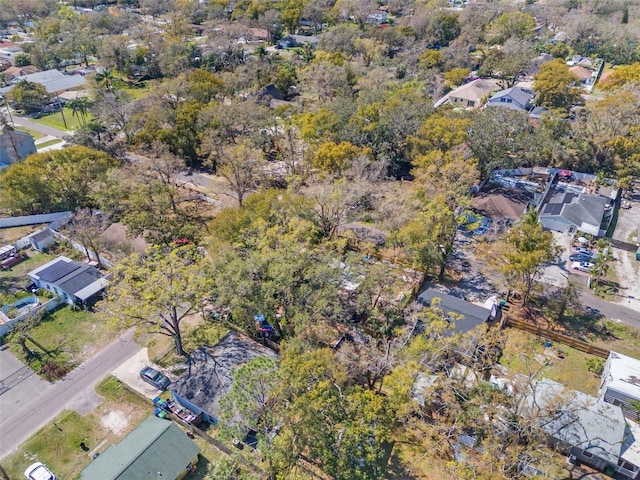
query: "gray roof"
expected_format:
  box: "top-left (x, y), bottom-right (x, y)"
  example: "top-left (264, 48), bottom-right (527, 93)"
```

top-left (561, 194), bottom-right (608, 229)
top-left (487, 87), bottom-right (533, 110)
top-left (541, 189), bottom-right (609, 229)
top-left (520, 378), bottom-right (628, 465)
top-left (29, 228), bottom-right (54, 243)
top-left (80, 415), bottom-right (199, 480)
top-left (0, 68), bottom-right (86, 94)
top-left (28, 256), bottom-right (106, 298)
top-left (417, 289), bottom-right (491, 334)
top-left (171, 331), bottom-right (278, 420)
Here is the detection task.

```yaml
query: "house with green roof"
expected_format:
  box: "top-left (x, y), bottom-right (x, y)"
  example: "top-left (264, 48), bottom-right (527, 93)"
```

top-left (80, 416), bottom-right (199, 480)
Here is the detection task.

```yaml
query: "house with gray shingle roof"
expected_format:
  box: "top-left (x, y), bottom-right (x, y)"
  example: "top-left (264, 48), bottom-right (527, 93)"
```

top-left (0, 68), bottom-right (86, 96)
top-left (486, 87), bottom-right (534, 112)
top-left (539, 189), bottom-right (613, 236)
top-left (417, 289), bottom-right (491, 334)
top-left (80, 415), bottom-right (200, 480)
top-left (517, 377), bottom-right (640, 479)
top-left (170, 331), bottom-right (279, 424)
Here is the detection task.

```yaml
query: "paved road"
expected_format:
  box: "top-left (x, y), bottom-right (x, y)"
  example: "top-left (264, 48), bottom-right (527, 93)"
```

top-left (12, 115), bottom-right (70, 139)
top-left (578, 289), bottom-right (640, 330)
top-left (0, 329), bottom-right (141, 460)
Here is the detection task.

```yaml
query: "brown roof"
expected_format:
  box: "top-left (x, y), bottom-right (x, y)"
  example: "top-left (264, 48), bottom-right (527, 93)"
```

top-left (471, 187), bottom-right (532, 220)
top-left (569, 65), bottom-right (593, 80)
top-left (3, 65), bottom-right (39, 78)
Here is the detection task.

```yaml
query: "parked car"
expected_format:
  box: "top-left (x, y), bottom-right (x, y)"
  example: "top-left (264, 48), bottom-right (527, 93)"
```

top-left (569, 253), bottom-right (595, 262)
top-left (572, 261), bottom-right (595, 272)
top-left (140, 367), bottom-right (171, 390)
top-left (572, 247), bottom-right (594, 256)
top-left (25, 462), bottom-right (56, 480)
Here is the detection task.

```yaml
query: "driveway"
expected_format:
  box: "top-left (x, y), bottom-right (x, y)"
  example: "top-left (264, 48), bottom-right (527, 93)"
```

top-left (0, 329), bottom-right (141, 460)
top-left (111, 348), bottom-right (172, 400)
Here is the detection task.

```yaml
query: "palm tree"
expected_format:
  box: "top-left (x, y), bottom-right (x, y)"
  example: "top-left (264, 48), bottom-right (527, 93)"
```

top-left (94, 68), bottom-right (115, 93)
top-left (590, 239), bottom-right (613, 289)
top-left (67, 97), bottom-right (92, 126)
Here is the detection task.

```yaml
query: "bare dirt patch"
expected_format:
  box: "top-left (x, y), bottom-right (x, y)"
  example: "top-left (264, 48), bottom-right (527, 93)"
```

top-left (100, 410), bottom-right (130, 436)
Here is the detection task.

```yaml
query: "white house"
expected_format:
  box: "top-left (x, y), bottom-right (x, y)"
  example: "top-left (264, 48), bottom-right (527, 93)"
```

top-left (486, 87), bottom-right (534, 112)
top-left (27, 256), bottom-right (108, 305)
top-left (600, 351), bottom-right (640, 421)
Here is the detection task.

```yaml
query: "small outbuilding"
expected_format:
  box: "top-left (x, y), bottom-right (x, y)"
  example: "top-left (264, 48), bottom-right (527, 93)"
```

top-left (28, 228), bottom-right (55, 252)
top-left (417, 289), bottom-right (492, 334)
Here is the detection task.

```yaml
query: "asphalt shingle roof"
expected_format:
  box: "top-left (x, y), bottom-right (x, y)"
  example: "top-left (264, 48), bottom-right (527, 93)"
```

top-left (417, 289), bottom-right (491, 334)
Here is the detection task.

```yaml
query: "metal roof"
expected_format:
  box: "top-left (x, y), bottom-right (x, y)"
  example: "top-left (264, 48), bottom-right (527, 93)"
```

top-left (80, 416), bottom-right (199, 480)
top-left (604, 351), bottom-right (640, 400)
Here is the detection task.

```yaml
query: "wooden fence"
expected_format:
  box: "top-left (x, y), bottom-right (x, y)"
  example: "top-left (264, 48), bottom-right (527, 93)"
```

top-left (502, 316), bottom-right (610, 359)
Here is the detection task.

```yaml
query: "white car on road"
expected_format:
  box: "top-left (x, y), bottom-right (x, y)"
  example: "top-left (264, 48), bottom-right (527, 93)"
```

top-left (572, 261), bottom-right (595, 272)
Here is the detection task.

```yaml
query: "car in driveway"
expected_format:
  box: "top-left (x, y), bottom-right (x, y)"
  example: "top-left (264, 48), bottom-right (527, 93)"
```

top-left (25, 462), bottom-right (56, 480)
top-left (140, 366), bottom-right (171, 390)
top-left (572, 247), bottom-right (594, 256)
top-left (569, 253), bottom-right (596, 262)
top-left (572, 261), bottom-right (595, 272)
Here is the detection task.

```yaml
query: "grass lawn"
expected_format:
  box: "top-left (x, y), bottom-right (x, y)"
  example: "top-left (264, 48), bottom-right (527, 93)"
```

top-left (500, 328), bottom-right (603, 395)
top-left (6, 304), bottom-right (115, 375)
top-left (36, 138), bottom-right (63, 149)
top-left (30, 108), bottom-right (86, 132)
top-left (2, 376), bottom-right (150, 480)
top-left (122, 82), bottom-right (152, 100)
top-left (0, 225), bottom-right (47, 245)
top-left (15, 126), bottom-right (45, 140)
top-left (0, 251), bottom-right (53, 292)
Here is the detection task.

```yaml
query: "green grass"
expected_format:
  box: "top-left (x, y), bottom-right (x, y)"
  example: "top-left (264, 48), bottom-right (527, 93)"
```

top-left (30, 108), bottom-right (87, 132)
top-left (6, 305), bottom-right (115, 376)
top-left (0, 251), bottom-right (53, 292)
top-left (15, 126), bottom-right (45, 140)
top-left (499, 329), bottom-right (602, 395)
top-left (2, 377), bottom-right (152, 480)
top-left (36, 138), bottom-right (63, 149)
top-left (122, 82), bottom-right (152, 100)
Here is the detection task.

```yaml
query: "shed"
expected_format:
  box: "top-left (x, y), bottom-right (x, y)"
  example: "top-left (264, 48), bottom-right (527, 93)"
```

top-left (28, 228), bottom-right (55, 252)
top-left (80, 415), bottom-right (199, 480)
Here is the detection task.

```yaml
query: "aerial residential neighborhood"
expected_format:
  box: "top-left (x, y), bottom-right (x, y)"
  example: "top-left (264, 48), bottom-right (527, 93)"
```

top-left (1, 0), bottom-right (640, 479)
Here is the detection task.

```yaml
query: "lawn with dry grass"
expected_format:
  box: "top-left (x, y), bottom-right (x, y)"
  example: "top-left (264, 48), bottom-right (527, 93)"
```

top-left (2, 376), bottom-right (150, 480)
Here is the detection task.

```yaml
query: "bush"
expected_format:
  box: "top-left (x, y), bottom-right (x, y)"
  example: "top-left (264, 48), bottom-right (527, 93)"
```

top-left (586, 358), bottom-right (604, 376)
top-left (41, 359), bottom-right (70, 381)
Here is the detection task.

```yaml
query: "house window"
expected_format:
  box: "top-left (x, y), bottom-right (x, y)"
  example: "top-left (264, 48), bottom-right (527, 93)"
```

top-left (583, 451), bottom-right (593, 458)
top-left (618, 459), bottom-right (638, 471)
top-left (612, 399), bottom-right (623, 407)
top-left (467, 100), bottom-right (474, 107)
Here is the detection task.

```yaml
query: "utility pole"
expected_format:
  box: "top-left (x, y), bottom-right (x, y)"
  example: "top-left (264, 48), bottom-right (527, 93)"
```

top-left (56, 94), bottom-right (68, 129)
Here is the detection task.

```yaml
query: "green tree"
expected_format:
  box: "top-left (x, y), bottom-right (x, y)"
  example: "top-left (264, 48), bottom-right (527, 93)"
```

top-left (313, 141), bottom-right (371, 175)
top-left (6, 80), bottom-right (50, 113)
top-left (491, 11), bottom-right (536, 41)
top-left (444, 67), bottom-right (470, 88)
top-left (499, 208), bottom-right (558, 304)
top-left (590, 240), bottom-right (613, 288)
top-left (220, 357), bottom-right (281, 443)
top-left (392, 193), bottom-right (465, 280)
top-left (0, 146), bottom-right (119, 214)
top-left (533, 60), bottom-right (582, 112)
top-left (67, 97), bottom-right (92, 126)
top-left (98, 244), bottom-right (213, 356)
top-left (215, 141), bottom-right (267, 207)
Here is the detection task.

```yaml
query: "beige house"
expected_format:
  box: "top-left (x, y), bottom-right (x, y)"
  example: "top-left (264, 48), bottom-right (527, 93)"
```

top-left (434, 79), bottom-right (500, 109)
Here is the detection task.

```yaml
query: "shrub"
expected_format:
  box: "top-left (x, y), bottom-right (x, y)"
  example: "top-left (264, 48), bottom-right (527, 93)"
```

top-left (586, 358), bottom-right (605, 376)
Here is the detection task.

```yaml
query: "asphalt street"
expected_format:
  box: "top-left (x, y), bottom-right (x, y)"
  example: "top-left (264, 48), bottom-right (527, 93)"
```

top-left (0, 329), bottom-right (140, 460)
top-left (10, 115), bottom-right (69, 139)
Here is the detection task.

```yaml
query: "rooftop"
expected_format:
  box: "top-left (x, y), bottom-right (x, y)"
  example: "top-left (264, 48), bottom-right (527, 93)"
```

top-left (417, 289), bottom-right (491, 334)
top-left (471, 186), bottom-right (532, 220)
top-left (80, 415), bottom-right (199, 480)
top-left (603, 351), bottom-right (640, 399)
top-left (171, 331), bottom-right (278, 420)
top-left (0, 68), bottom-right (86, 95)
top-left (28, 256), bottom-right (106, 299)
